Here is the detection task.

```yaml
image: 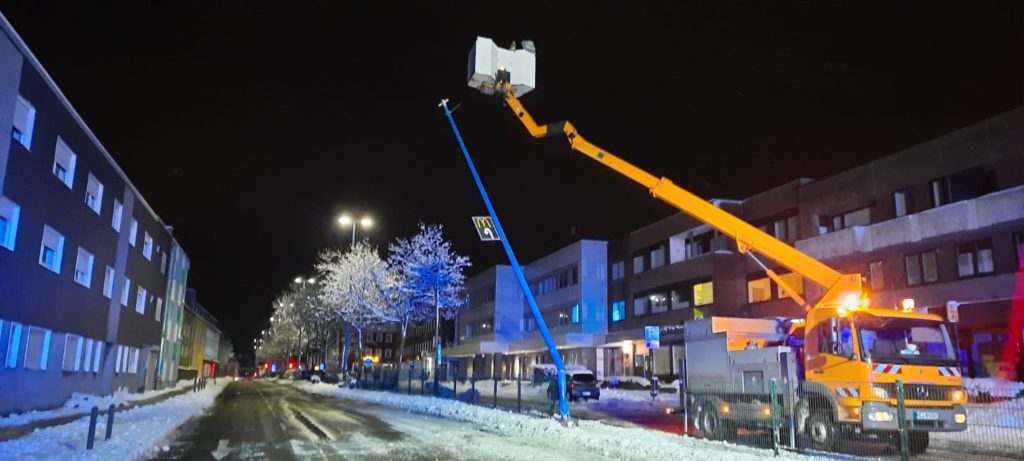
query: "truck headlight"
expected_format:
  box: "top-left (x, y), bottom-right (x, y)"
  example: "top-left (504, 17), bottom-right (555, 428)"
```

top-left (955, 413), bottom-right (967, 424)
top-left (950, 389), bottom-right (967, 404)
top-left (868, 411), bottom-right (894, 422)
top-left (871, 387), bottom-right (889, 399)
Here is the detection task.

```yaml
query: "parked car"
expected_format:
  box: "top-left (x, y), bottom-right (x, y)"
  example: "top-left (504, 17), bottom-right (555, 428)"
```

top-left (547, 370), bottom-right (600, 402)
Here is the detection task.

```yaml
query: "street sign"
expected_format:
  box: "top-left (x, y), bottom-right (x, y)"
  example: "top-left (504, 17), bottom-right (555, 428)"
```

top-left (946, 301), bottom-right (960, 323)
top-left (409, 359), bottom-right (416, 368)
top-left (472, 216), bottom-right (500, 241)
top-left (693, 308), bottom-right (704, 320)
top-left (644, 326), bottom-right (660, 350)
top-left (364, 357), bottom-right (372, 368)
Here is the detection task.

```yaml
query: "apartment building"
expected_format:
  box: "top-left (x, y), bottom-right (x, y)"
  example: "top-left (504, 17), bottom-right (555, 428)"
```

top-left (0, 14), bottom-right (189, 413)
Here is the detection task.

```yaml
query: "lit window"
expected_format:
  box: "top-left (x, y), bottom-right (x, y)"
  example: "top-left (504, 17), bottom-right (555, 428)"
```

top-left (39, 225), bottom-right (65, 273)
top-left (53, 138), bottom-right (77, 189)
top-left (23, 327), bottom-right (51, 370)
top-left (155, 297), bottom-right (163, 321)
top-left (956, 240), bottom-right (995, 278)
top-left (571, 303), bottom-right (581, 323)
top-left (129, 220), bottom-right (138, 247)
top-left (693, 281), bottom-right (714, 306)
top-left (85, 173), bottom-right (104, 214)
top-left (0, 196), bottom-right (20, 251)
top-left (121, 277), bottom-right (132, 306)
top-left (112, 200), bottom-right (123, 232)
top-left (869, 261), bottom-right (884, 291)
top-left (776, 272), bottom-right (804, 299)
top-left (74, 247), bottom-right (94, 288)
top-left (12, 95), bottom-right (36, 149)
top-left (62, 334), bottom-right (83, 372)
top-left (160, 252), bottom-right (167, 274)
top-left (649, 293), bottom-right (668, 314)
top-left (103, 266), bottom-right (115, 298)
top-left (747, 277), bottom-right (771, 303)
top-left (136, 286), bottom-right (147, 314)
top-left (5, 322), bottom-right (23, 368)
top-left (611, 300), bottom-right (625, 322)
top-left (143, 233), bottom-right (153, 260)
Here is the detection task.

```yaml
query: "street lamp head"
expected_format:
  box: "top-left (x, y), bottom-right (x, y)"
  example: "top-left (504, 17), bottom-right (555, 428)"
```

top-left (293, 277), bottom-right (303, 284)
top-left (338, 215), bottom-right (353, 226)
top-left (307, 277), bottom-right (317, 284)
top-left (360, 217), bottom-right (373, 228)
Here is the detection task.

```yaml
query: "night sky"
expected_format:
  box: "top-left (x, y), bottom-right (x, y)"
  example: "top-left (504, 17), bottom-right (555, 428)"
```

top-left (3, 1), bottom-right (1021, 355)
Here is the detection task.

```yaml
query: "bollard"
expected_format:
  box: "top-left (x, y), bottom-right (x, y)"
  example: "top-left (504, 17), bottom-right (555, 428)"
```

top-left (896, 379), bottom-right (909, 461)
top-left (493, 375), bottom-right (498, 409)
top-left (453, 377), bottom-right (458, 400)
top-left (769, 379), bottom-right (780, 456)
top-left (420, 373), bottom-right (426, 396)
top-left (470, 376), bottom-right (476, 403)
top-left (517, 372), bottom-right (522, 413)
top-left (105, 404), bottom-right (115, 440)
top-left (86, 406), bottom-right (99, 449)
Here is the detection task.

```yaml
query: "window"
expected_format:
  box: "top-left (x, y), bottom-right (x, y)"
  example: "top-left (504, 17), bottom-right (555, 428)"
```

top-left (648, 292), bottom-right (668, 314)
top-left (611, 301), bottom-right (625, 322)
top-left (115, 345), bottom-right (124, 373)
top-left (112, 200), bottom-right (123, 231)
top-left (610, 261), bottom-right (624, 280)
top-left (6, 322), bottom-right (22, 368)
top-left (74, 247), bottom-right (94, 288)
top-left (155, 297), bottom-right (164, 321)
top-left (893, 189), bottom-right (913, 217)
top-left (84, 174), bottom-right (104, 214)
top-left (92, 341), bottom-right (102, 372)
top-left (760, 216), bottom-right (799, 242)
top-left (53, 138), bottom-right (77, 189)
top-left (82, 338), bottom-right (94, 372)
top-left (956, 240), bottom-right (995, 278)
top-left (103, 266), bottom-right (115, 298)
top-left (39, 225), bottom-right (65, 273)
top-left (930, 177), bottom-right (951, 207)
top-left (693, 281), bottom-right (714, 306)
top-left (685, 232), bottom-right (714, 259)
top-left (670, 287), bottom-right (690, 310)
top-left (24, 327), bottom-right (51, 370)
top-left (821, 207), bottom-right (871, 234)
top-left (633, 296), bottom-right (648, 316)
top-left (384, 349), bottom-right (392, 359)
top-left (649, 245), bottom-right (666, 269)
top-left (905, 251), bottom-right (939, 286)
top-left (375, 332), bottom-right (382, 342)
top-left (385, 333), bottom-right (392, 343)
top-left (121, 277), bottom-right (131, 306)
top-left (129, 220), bottom-right (138, 247)
top-left (776, 272), bottom-right (804, 299)
top-left (62, 334), bottom-right (83, 372)
top-left (869, 261), bottom-right (884, 290)
top-left (0, 196), bottom-right (20, 251)
top-left (632, 255), bottom-right (644, 274)
top-left (143, 233), bottom-right (153, 260)
top-left (128, 347), bottom-right (138, 373)
top-left (12, 95), bottom-right (36, 148)
top-left (818, 318), bottom-right (855, 357)
top-left (136, 286), bottom-right (147, 314)
top-left (160, 252), bottom-right (167, 274)
top-left (747, 277), bottom-right (771, 303)
top-left (571, 303), bottom-right (581, 323)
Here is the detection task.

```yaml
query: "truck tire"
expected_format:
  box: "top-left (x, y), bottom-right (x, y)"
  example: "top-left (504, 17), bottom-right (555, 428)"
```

top-left (908, 431), bottom-right (929, 455)
top-left (804, 412), bottom-right (837, 452)
top-left (701, 406), bottom-right (729, 441)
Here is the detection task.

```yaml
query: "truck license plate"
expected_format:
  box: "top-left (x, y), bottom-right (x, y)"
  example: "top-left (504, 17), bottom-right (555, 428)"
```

top-left (913, 411), bottom-right (939, 421)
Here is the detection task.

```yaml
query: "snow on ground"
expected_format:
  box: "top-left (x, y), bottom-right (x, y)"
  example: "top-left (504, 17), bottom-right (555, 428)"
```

top-left (0, 379), bottom-right (194, 428)
top-left (962, 377), bottom-right (1024, 399)
top-left (931, 398), bottom-right (1024, 457)
top-left (0, 380), bottom-right (226, 461)
top-left (294, 381), bottom-right (805, 461)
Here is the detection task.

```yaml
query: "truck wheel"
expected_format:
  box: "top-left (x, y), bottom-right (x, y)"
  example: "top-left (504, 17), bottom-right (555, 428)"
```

top-left (908, 432), bottom-right (929, 455)
top-left (804, 412), bottom-right (836, 452)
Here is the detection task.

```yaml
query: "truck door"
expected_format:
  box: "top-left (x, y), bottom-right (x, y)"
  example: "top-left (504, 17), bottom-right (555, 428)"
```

top-left (805, 312), bottom-right (866, 412)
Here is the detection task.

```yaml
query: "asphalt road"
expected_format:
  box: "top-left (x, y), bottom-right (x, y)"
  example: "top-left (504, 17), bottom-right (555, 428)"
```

top-left (153, 380), bottom-right (458, 461)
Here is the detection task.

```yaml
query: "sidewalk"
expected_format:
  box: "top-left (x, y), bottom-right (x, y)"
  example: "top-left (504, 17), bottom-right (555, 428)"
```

top-left (0, 379), bottom-right (203, 441)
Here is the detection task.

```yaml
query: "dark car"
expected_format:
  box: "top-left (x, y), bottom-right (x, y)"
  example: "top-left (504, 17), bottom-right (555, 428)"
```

top-left (547, 371), bottom-right (600, 402)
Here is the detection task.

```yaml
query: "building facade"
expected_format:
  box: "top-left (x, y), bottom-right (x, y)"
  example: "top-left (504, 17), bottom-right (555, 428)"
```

top-left (0, 14), bottom-right (189, 414)
top-left (178, 290), bottom-right (222, 380)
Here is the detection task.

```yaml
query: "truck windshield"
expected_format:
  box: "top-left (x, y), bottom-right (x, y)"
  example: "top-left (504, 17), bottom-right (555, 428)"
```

top-left (856, 316), bottom-right (956, 366)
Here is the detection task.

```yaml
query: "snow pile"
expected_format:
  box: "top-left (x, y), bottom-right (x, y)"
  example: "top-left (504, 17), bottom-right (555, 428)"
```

top-left (0, 380), bottom-right (226, 460)
top-left (931, 399), bottom-right (1024, 456)
top-left (294, 381), bottom-right (804, 461)
top-left (0, 380), bottom-right (194, 428)
top-left (962, 377), bottom-right (1024, 399)
top-left (605, 375), bottom-right (651, 387)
